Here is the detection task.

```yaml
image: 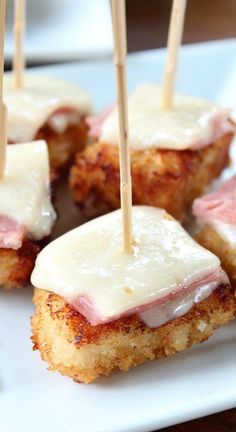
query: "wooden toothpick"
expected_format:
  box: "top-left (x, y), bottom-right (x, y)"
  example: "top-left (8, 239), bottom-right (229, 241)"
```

top-left (161, 0), bottom-right (187, 109)
top-left (13, 0), bottom-right (25, 89)
top-left (111, 0), bottom-right (133, 254)
top-left (0, 0), bottom-right (7, 179)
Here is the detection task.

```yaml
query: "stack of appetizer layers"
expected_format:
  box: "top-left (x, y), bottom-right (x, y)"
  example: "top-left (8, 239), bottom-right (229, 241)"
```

top-left (31, 81), bottom-right (236, 383)
top-left (3, 0), bottom-right (236, 384)
top-left (1, 74), bottom-right (92, 289)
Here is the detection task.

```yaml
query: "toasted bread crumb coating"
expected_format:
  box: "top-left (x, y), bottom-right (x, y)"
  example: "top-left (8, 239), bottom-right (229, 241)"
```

top-left (35, 117), bottom-right (88, 172)
top-left (69, 133), bottom-right (232, 222)
top-left (0, 238), bottom-right (40, 290)
top-left (32, 285), bottom-right (235, 384)
top-left (197, 225), bottom-right (236, 290)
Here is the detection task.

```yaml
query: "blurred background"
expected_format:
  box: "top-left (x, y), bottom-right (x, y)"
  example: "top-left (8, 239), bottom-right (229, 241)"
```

top-left (5, 0), bottom-right (236, 65)
top-left (127, 0), bottom-right (236, 51)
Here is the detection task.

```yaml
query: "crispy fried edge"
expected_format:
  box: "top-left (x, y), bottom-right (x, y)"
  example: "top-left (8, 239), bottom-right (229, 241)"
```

top-left (32, 285), bottom-right (235, 383)
top-left (0, 238), bottom-right (40, 290)
top-left (35, 117), bottom-right (88, 172)
top-left (197, 225), bottom-right (236, 290)
top-left (69, 132), bottom-right (233, 222)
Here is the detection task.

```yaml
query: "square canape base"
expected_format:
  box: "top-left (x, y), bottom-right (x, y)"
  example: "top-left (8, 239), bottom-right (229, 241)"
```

top-left (32, 285), bottom-right (235, 383)
top-left (197, 225), bottom-right (236, 290)
top-left (70, 132), bottom-right (233, 222)
top-left (0, 238), bottom-right (40, 290)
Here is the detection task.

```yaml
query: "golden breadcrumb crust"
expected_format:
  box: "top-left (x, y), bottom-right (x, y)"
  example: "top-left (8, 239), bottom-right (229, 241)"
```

top-left (197, 225), bottom-right (236, 290)
top-left (69, 132), bottom-right (232, 222)
top-left (35, 117), bottom-right (88, 172)
top-left (32, 286), bottom-right (235, 384)
top-left (0, 238), bottom-right (40, 290)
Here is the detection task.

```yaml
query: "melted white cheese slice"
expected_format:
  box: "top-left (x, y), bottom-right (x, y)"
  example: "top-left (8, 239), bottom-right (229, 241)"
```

top-left (101, 84), bottom-right (232, 150)
top-left (0, 141), bottom-right (56, 239)
top-left (31, 206), bottom-right (220, 321)
top-left (4, 74), bottom-right (93, 142)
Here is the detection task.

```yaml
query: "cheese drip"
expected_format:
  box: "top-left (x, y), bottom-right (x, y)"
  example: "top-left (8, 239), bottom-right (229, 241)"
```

top-left (0, 141), bottom-right (56, 240)
top-left (101, 84), bottom-right (233, 150)
top-left (4, 74), bottom-right (93, 142)
top-left (140, 279), bottom-right (219, 328)
top-left (31, 206), bottom-right (221, 324)
top-left (210, 221), bottom-right (236, 248)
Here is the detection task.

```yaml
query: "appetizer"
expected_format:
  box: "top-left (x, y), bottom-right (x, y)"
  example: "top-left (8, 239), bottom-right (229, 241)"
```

top-left (193, 176), bottom-right (236, 289)
top-left (70, 84), bottom-right (234, 221)
top-left (31, 206), bottom-right (235, 383)
top-left (4, 74), bottom-right (93, 172)
top-left (0, 140), bottom-right (56, 289)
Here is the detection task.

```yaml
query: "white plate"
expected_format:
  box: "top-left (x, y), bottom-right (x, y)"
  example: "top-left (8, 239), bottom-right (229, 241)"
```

top-left (5, 0), bottom-right (113, 62)
top-left (1, 39), bottom-right (236, 432)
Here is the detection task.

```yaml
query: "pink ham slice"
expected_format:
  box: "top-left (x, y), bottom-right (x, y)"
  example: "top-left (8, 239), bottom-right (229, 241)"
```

top-left (70, 268), bottom-right (226, 326)
top-left (48, 107), bottom-right (78, 116)
top-left (0, 215), bottom-right (26, 249)
top-left (193, 175), bottom-right (236, 225)
top-left (86, 105), bottom-right (115, 139)
top-left (46, 107), bottom-right (80, 122)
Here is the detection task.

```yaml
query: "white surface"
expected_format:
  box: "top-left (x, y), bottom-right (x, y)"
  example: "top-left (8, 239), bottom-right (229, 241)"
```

top-left (1, 39), bottom-right (236, 432)
top-left (5, 0), bottom-right (113, 61)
